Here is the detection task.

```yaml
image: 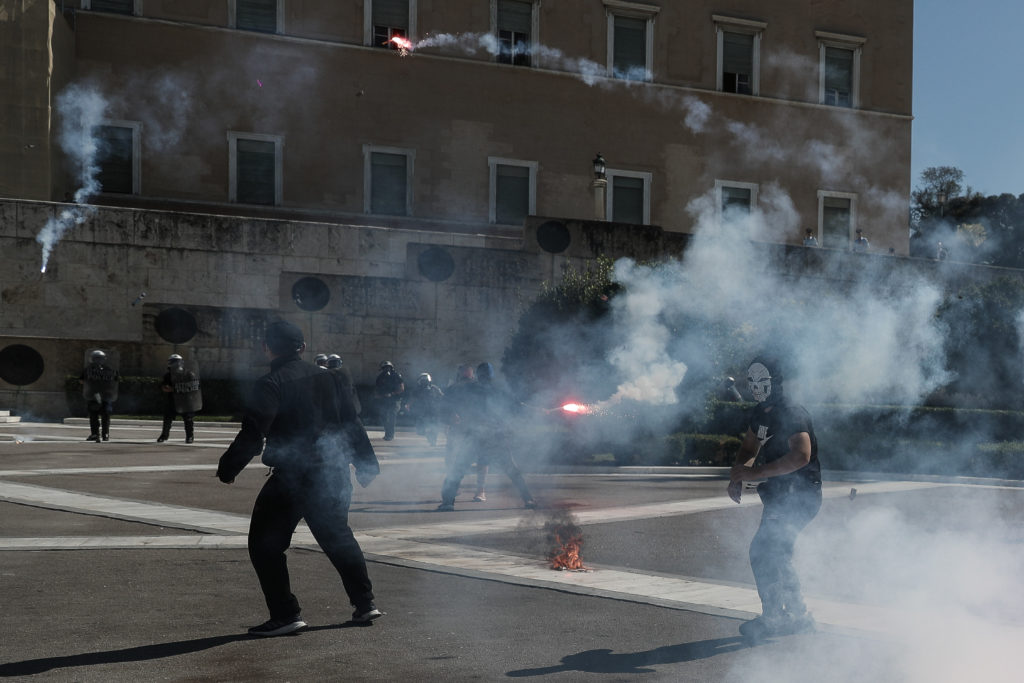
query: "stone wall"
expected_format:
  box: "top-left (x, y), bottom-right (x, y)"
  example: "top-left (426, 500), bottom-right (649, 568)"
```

top-left (2, 198), bottom-right (1018, 419)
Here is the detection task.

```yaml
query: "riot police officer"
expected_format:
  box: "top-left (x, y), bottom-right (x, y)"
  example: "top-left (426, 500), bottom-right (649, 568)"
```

top-left (80, 349), bottom-right (119, 442)
top-left (374, 361), bottom-right (404, 441)
top-left (158, 354), bottom-right (202, 443)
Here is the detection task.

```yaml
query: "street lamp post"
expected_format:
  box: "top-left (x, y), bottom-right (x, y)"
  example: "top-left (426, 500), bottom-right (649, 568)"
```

top-left (936, 190), bottom-right (947, 219)
top-left (592, 153), bottom-right (607, 220)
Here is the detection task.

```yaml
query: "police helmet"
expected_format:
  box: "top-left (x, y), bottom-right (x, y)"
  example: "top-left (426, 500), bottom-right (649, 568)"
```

top-left (314, 354), bottom-right (328, 367)
top-left (418, 372), bottom-right (432, 387)
top-left (90, 350), bottom-right (106, 363)
top-left (476, 362), bottom-right (494, 382)
top-left (326, 354), bottom-right (342, 369)
top-left (380, 361), bottom-right (394, 370)
top-left (167, 354), bottom-right (183, 367)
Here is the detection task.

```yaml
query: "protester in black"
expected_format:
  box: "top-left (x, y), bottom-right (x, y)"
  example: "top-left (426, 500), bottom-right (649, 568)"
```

top-left (728, 356), bottom-right (821, 642)
top-left (217, 321), bottom-right (382, 637)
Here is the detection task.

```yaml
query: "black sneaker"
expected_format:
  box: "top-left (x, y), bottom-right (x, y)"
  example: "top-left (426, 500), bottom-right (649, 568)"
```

top-left (248, 617), bottom-right (307, 637)
top-left (86, 434), bottom-right (99, 442)
top-left (185, 436), bottom-right (194, 444)
top-left (101, 434), bottom-right (109, 441)
top-left (436, 503), bottom-right (454, 512)
top-left (352, 606), bottom-right (383, 623)
top-left (738, 614), bottom-right (789, 642)
top-left (156, 435), bottom-right (168, 443)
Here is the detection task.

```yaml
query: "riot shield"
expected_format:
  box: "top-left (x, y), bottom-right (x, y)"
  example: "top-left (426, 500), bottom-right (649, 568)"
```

top-left (170, 358), bottom-right (203, 414)
top-left (81, 348), bottom-right (120, 403)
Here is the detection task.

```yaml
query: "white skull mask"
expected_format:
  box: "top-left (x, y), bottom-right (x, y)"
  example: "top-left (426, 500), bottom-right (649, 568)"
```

top-left (747, 362), bottom-right (772, 403)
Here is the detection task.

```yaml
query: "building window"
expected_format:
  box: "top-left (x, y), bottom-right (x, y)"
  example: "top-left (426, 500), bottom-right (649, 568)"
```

top-left (228, 132), bottom-right (283, 206)
top-left (365, 0), bottom-right (416, 48)
top-left (363, 145), bottom-right (414, 216)
top-left (818, 191), bottom-right (857, 248)
top-left (715, 180), bottom-right (759, 225)
top-left (713, 16), bottom-right (765, 95)
top-left (817, 31), bottom-right (864, 108)
top-left (607, 169), bottom-right (652, 224)
top-left (494, 0), bottom-right (535, 66)
top-left (230, 0), bottom-right (282, 34)
top-left (82, 0), bottom-right (140, 15)
top-left (488, 157), bottom-right (537, 225)
top-left (94, 121), bottom-right (141, 195)
top-left (604, 1), bottom-right (659, 81)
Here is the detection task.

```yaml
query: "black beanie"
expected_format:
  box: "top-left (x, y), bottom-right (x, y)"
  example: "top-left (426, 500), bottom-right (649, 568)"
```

top-left (265, 321), bottom-right (304, 356)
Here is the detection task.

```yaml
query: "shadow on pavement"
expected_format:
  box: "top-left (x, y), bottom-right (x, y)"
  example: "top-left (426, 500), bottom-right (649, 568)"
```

top-left (505, 636), bottom-right (749, 676)
top-left (0, 623), bottom-right (365, 677)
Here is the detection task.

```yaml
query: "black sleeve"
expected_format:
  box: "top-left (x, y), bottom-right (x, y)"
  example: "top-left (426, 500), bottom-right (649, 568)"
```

top-left (217, 378), bottom-right (278, 481)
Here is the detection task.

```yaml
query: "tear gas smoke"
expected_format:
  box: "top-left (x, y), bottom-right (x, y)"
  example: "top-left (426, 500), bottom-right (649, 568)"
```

top-left (36, 84), bottom-right (109, 273)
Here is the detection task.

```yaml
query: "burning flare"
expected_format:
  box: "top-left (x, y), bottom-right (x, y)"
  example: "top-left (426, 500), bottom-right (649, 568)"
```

top-left (389, 35), bottom-right (414, 55)
top-left (560, 403), bottom-right (589, 414)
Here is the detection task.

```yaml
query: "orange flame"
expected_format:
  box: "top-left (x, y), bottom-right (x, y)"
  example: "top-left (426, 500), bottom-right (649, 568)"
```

top-left (561, 403), bottom-right (589, 414)
top-left (390, 35), bottom-right (414, 52)
top-left (547, 520), bottom-right (589, 571)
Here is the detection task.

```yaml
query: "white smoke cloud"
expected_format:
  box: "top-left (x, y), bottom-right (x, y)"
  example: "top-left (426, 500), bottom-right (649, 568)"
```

top-left (36, 83), bottom-right (109, 273)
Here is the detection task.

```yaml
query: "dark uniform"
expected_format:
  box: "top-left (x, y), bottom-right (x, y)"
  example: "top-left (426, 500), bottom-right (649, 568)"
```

top-left (80, 351), bottom-right (119, 441)
top-left (437, 371), bottom-right (535, 511)
top-left (217, 321), bottom-right (381, 635)
top-left (374, 362), bottom-right (404, 440)
top-left (405, 373), bottom-right (444, 446)
top-left (158, 355), bottom-right (201, 443)
top-left (747, 401), bottom-right (822, 624)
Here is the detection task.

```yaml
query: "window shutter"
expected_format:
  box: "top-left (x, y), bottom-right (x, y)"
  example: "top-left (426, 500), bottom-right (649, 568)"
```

top-left (723, 32), bottom-right (753, 77)
top-left (495, 164), bottom-right (530, 225)
top-left (371, 152), bottom-right (408, 215)
top-left (822, 196), bottom-right (852, 247)
top-left (612, 176), bottom-right (644, 224)
top-left (613, 16), bottom-right (646, 75)
top-left (96, 126), bottom-right (133, 194)
top-left (825, 46), bottom-right (853, 100)
top-left (498, 0), bottom-right (532, 35)
top-left (374, 0), bottom-right (409, 29)
top-left (236, 138), bottom-right (276, 205)
top-left (236, 0), bottom-right (277, 33)
top-left (90, 0), bottom-right (134, 14)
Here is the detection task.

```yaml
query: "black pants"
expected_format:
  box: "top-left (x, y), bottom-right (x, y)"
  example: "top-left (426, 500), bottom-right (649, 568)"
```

top-left (87, 401), bottom-right (112, 437)
top-left (441, 431), bottom-right (532, 506)
top-left (248, 468), bottom-right (374, 620)
top-left (378, 399), bottom-right (400, 439)
top-left (749, 480), bottom-right (822, 617)
top-left (160, 409), bottom-right (194, 439)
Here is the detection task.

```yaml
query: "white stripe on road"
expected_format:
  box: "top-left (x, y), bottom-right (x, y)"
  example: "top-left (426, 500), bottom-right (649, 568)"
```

top-left (0, 477), bottom-right (965, 639)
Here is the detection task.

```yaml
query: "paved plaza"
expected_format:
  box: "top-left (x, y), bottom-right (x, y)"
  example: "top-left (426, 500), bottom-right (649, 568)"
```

top-left (1, 420), bottom-right (1021, 681)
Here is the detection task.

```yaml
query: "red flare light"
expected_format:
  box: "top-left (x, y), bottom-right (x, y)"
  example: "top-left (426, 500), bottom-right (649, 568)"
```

top-left (390, 36), bottom-right (414, 52)
top-left (561, 403), bottom-right (588, 414)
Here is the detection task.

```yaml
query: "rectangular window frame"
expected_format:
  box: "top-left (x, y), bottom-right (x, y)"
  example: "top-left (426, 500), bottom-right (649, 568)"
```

top-left (228, 131), bottom-right (284, 206)
top-left (816, 31), bottom-right (864, 108)
top-left (606, 168), bottom-right (652, 225)
top-left (82, 0), bottom-right (142, 15)
top-left (817, 190), bottom-right (858, 248)
top-left (363, 144), bottom-right (415, 216)
top-left (94, 120), bottom-right (142, 196)
top-left (713, 15), bottom-right (766, 96)
top-left (714, 179), bottom-right (759, 223)
top-left (488, 156), bottom-right (538, 225)
top-left (364, 0), bottom-right (418, 48)
top-left (228, 0), bottom-right (284, 33)
top-left (492, 0), bottom-right (539, 67)
top-left (604, 0), bottom-right (659, 81)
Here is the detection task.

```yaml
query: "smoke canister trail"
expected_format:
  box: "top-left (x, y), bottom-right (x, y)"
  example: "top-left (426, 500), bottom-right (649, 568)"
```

top-left (36, 84), bottom-right (108, 272)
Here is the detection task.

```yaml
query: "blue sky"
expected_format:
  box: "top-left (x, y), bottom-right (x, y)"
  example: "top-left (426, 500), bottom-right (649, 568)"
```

top-left (912, 0), bottom-right (1024, 197)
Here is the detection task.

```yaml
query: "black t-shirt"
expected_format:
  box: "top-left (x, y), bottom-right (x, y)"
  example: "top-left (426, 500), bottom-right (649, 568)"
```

top-left (748, 400), bottom-right (820, 485)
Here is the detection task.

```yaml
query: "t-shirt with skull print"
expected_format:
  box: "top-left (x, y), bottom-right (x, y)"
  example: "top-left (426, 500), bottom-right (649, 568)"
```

top-left (748, 401), bottom-right (821, 488)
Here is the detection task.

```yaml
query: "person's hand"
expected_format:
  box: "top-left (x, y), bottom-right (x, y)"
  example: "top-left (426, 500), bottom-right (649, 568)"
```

top-left (356, 470), bottom-right (377, 488)
top-left (730, 464), bottom-right (749, 483)
top-left (727, 480), bottom-right (742, 504)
